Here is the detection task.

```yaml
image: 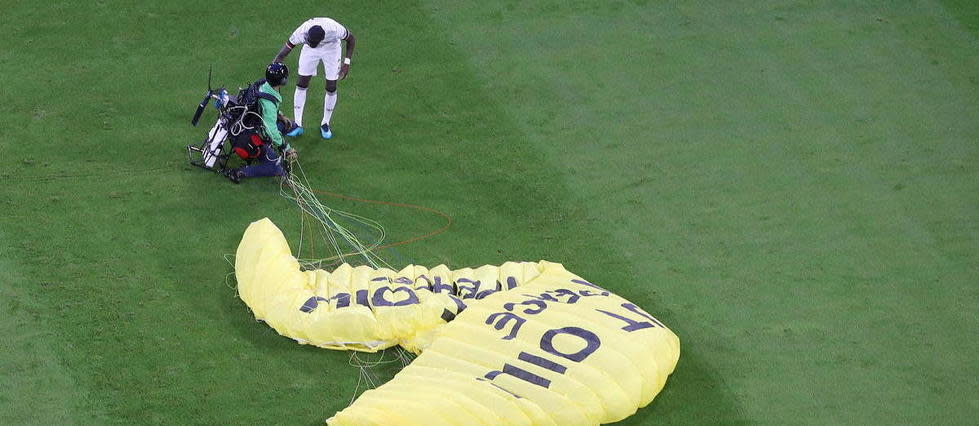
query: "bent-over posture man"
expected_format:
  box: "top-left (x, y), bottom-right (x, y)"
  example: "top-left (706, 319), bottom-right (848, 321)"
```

top-left (273, 17), bottom-right (356, 139)
top-left (224, 63), bottom-right (298, 183)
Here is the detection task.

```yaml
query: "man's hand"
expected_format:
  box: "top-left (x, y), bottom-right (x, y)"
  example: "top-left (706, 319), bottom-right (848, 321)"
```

top-left (273, 44), bottom-right (293, 64)
top-left (339, 63), bottom-right (350, 80)
top-left (285, 148), bottom-right (298, 162)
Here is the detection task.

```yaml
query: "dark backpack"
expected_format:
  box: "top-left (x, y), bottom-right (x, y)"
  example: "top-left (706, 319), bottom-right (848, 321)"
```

top-left (228, 79), bottom-right (280, 130)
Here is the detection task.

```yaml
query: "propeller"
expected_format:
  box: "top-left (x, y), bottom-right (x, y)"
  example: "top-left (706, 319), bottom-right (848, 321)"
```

top-left (191, 66), bottom-right (214, 126)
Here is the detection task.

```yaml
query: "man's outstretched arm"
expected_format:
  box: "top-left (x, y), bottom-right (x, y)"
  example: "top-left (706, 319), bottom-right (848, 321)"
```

top-left (339, 32), bottom-right (355, 79)
top-left (273, 42), bottom-right (295, 64)
top-left (344, 32), bottom-right (356, 59)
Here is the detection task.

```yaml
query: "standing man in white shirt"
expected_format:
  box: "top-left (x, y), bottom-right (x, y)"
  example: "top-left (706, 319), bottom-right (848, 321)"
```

top-left (273, 17), bottom-right (356, 140)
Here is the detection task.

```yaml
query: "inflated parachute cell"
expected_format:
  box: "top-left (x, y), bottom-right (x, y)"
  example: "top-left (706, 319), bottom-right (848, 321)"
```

top-left (235, 218), bottom-right (680, 425)
top-left (235, 218), bottom-right (551, 353)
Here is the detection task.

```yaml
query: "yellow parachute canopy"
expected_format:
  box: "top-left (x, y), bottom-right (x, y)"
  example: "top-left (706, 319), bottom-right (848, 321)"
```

top-left (236, 218), bottom-right (680, 425)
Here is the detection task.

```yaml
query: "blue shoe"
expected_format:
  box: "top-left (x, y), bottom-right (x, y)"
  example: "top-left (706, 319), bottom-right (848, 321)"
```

top-left (320, 123), bottom-right (333, 139)
top-left (285, 126), bottom-right (304, 137)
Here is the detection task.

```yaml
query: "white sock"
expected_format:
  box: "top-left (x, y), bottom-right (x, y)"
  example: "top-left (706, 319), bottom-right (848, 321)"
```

top-left (323, 90), bottom-right (337, 126)
top-left (293, 87), bottom-right (307, 127)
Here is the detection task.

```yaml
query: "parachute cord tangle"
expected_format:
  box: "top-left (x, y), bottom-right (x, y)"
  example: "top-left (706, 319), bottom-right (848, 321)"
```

top-left (347, 351), bottom-right (401, 405)
top-left (343, 348), bottom-right (417, 405)
top-left (393, 346), bottom-right (416, 369)
top-left (280, 159), bottom-right (391, 270)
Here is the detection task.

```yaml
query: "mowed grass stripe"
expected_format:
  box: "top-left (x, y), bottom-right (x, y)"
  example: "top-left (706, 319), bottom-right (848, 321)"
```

top-left (0, 231), bottom-right (98, 424)
top-left (424, 0), bottom-right (978, 423)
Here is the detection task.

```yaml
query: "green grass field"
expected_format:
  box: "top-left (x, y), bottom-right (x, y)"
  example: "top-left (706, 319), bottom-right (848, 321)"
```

top-left (2, 0), bottom-right (977, 424)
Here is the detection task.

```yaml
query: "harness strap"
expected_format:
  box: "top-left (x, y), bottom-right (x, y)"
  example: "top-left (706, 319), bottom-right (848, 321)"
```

top-left (256, 91), bottom-right (280, 106)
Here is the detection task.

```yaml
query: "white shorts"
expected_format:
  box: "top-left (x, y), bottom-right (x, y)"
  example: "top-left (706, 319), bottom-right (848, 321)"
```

top-left (297, 42), bottom-right (342, 80)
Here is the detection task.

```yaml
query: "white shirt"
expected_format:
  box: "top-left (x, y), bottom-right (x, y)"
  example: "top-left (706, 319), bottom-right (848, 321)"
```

top-left (288, 17), bottom-right (348, 47)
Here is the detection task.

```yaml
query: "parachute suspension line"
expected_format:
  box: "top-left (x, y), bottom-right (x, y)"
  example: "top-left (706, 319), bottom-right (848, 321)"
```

top-left (349, 353), bottom-right (375, 405)
top-left (341, 348), bottom-right (419, 406)
top-left (305, 212), bottom-right (317, 263)
top-left (295, 200), bottom-right (305, 258)
top-left (292, 159), bottom-right (386, 268)
top-left (222, 254), bottom-right (238, 292)
top-left (394, 347), bottom-right (416, 369)
top-left (295, 203), bottom-right (320, 265)
top-left (279, 159), bottom-right (392, 270)
top-left (308, 188), bottom-right (454, 252)
top-left (347, 351), bottom-right (401, 405)
top-left (271, 159), bottom-right (455, 269)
